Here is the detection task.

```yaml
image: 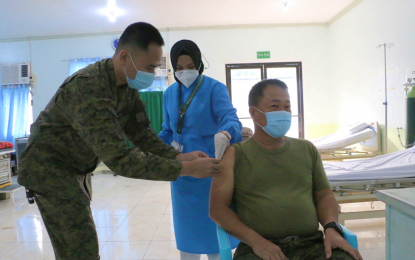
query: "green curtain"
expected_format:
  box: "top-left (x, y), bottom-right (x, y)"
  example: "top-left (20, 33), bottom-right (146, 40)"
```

top-left (126, 91), bottom-right (164, 148)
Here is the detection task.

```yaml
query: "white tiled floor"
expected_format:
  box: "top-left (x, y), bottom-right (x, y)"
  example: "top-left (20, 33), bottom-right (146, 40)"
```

top-left (0, 174), bottom-right (386, 260)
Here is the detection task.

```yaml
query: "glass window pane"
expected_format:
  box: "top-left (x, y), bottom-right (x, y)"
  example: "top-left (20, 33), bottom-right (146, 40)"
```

top-left (266, 67), bottom-right (298, 115)
top-left (286, 116), bottom-right (299, 138)
top-left (239, 118), bottom-right (256, 134)
top-left (230, 68), bottom-right (262, 118)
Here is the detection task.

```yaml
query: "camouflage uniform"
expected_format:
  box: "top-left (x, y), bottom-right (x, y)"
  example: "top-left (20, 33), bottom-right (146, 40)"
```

top-left (234, 231), bottom-right (354, 260)
top-left (18, 58), bottom-right (181, 259)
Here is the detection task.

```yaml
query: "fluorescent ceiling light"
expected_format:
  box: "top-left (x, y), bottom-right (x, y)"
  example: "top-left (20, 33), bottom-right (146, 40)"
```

top-left (282, 1), bottom-right (289, 12)
top-left (100, 0), bottom-right (123, 22)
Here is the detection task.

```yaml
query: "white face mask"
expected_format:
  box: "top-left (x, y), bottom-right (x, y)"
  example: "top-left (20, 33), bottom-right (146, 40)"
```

top-left (175, 70), bottom-right (200, 88)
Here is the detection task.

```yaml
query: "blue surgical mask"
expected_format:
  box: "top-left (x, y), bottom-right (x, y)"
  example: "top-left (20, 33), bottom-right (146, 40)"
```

top-left (254, 107), bottom-right (291, 138)
top-left (124, 53), bottom-right (155, 90)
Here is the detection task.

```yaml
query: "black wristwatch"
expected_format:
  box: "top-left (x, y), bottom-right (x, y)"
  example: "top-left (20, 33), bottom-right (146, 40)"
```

top-left (324, 222), bottom-right (344, 237)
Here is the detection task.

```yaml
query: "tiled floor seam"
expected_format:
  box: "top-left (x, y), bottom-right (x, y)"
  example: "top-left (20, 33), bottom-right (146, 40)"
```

top-left (139, 181), bottom-right (166, 260)
top-left (0, 242), bottom-right (21, 258)
top-left (136, 178), bottom-right (157, 205)
top-left (349, 219), bottom-right (386, 238)
top-left (142, 240), bottom-right (152, 260)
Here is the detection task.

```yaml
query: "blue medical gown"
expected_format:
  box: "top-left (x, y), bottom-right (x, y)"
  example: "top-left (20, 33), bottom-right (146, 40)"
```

top-left (159, 75), bottom-right (242, 254)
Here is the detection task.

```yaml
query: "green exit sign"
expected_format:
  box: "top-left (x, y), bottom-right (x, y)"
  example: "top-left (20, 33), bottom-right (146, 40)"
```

top-left (257, 51), bottom-right (270, 59)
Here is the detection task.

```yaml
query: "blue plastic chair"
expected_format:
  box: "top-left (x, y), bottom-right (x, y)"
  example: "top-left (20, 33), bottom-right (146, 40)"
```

top-left (216, 224), bottom-right (358, 260)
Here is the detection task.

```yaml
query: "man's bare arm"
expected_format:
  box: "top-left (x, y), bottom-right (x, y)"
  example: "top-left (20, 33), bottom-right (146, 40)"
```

top-left (313, 188), bottom-right (339, 227)
top-left (209, 147), bottom-right (287, 260)
top-left (209, 146), bottom-right (261, 245)
top-left (313, 188), bottom-right (362, 260)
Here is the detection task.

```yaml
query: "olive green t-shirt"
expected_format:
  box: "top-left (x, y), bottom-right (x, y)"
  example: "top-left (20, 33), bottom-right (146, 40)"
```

top-left (232, 137), bottom-right (330, 239)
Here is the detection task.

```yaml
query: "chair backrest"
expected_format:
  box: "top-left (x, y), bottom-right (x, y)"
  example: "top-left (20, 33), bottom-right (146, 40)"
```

top-left (216, 225), bottom-right (233, 260)
top-left (341, 224), bottom-right (358, 250)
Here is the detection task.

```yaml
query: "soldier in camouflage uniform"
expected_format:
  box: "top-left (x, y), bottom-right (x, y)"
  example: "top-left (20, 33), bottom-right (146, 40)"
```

top-left (18, 22), bottom-right (222, 260)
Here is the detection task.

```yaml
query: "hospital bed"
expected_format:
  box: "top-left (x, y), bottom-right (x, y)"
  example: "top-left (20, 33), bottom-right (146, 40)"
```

top-left (324, 146), bottom-right (415, 224)
top-left (311, 122), bottom-right (382, 161)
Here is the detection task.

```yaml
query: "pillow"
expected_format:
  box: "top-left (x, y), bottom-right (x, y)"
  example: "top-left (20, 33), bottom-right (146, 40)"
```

top-left (0, 142), bottom-right (14, 150)
top-left (336, 122), bottom-right (369, 135)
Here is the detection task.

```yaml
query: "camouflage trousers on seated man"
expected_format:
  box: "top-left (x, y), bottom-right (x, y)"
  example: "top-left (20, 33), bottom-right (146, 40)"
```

top-left (233, 231), bottom-right (354, 260)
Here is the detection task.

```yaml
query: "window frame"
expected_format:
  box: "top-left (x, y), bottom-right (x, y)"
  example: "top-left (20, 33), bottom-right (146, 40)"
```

top-left (225, 62), bottom-right (304, 139)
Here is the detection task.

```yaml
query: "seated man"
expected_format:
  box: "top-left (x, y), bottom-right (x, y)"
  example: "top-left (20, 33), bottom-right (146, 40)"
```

top-left (209, 79), bottom-right (362, 260)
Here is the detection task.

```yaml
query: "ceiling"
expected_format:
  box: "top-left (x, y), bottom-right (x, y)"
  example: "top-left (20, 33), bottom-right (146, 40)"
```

top-left (0, 0), bottom-right (359, 41)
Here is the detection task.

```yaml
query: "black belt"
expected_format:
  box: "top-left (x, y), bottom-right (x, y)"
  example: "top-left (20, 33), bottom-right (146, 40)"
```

top-left (269, 231), bottom-right (323, 244)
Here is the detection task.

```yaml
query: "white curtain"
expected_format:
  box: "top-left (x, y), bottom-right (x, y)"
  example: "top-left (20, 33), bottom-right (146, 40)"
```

top-left (69, 57), bottom-right (102, 76)
top-left (0, 84), bottom-right (30, 144)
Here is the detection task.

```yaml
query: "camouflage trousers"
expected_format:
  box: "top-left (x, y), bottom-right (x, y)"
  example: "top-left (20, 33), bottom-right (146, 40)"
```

top-left (34, 193), bottom-right (100, 260)
top-left (234, 231), bottom-right (354, 260)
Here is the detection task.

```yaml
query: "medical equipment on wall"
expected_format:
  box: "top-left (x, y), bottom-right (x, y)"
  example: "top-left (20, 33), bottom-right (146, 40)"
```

top-left (155, 55), bottom-right (168, 78)
top-left (377, 43), bottom-right (394, 154)
top-left (403, 73), bottom-right (415, 148)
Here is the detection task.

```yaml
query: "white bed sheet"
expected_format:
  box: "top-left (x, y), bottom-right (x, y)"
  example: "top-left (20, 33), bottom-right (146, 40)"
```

top-left (312, 128), bottom-right (375, 150)
top-left (324, 147), bottom-right (415, 181)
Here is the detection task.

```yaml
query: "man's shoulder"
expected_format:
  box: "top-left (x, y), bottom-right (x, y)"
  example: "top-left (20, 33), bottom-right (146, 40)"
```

top-left (231, 139), bottom-right (249, 149)
top-left (287, 137), bottom-right (319, 158)
top-left (288, 137), bottom-right (316, 148)
top-left (231, 139), bottom-right (253, 158)
top-left (68, 58), bottom-right (110, 81)
top-left (62, 60), bottom-right (112, 94)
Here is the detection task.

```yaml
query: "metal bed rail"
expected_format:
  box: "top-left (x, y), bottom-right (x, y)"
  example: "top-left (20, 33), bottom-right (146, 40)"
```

top-left (330, 178), bottom-right (415, 224)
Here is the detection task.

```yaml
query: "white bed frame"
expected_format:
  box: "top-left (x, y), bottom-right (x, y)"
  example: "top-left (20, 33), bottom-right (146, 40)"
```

top-left (331, 177), bottom-right (415, 224)
top-left (319, 122), bottom-right (382, 161)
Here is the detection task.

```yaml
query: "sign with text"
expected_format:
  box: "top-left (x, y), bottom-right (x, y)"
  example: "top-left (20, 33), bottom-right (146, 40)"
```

top-left (257, 51), bottom-right (270, 59)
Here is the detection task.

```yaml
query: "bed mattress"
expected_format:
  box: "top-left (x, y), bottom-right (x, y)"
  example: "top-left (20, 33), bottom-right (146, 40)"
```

top-left (324, 146), bottom-right (415, 181)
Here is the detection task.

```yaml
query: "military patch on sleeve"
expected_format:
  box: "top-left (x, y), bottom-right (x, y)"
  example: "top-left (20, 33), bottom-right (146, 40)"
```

top-left (136, 112), bottom-right (147, 123)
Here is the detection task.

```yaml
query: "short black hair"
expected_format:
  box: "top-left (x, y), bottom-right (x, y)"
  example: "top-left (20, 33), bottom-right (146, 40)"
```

top-left (248, 79), bottom-right (288, 107)
top-left (116, 22), bottom-right (164, 53)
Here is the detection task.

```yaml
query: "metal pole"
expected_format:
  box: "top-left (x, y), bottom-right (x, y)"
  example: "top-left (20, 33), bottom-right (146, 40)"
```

top-left (377, 43), bottom-right (393, 154)
top-left (384, 44), bottom-right (388, 154)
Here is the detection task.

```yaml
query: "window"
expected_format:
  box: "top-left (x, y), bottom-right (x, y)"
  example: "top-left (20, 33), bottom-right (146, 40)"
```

top-left (0, 84), bottom-right (32, 144)
top-left (225, 62), bottom-right (304, 138)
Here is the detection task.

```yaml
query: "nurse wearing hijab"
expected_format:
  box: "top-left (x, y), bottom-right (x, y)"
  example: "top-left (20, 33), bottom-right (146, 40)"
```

top-left (159, 40), bottom-right (242, 260)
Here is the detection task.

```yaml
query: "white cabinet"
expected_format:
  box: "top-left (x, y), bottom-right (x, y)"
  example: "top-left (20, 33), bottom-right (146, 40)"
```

top-left (377, 188), bottom-right (415, 260)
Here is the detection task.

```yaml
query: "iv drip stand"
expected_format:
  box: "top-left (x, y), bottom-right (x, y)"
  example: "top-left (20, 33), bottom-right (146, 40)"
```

top-left (377, 43), bottom-right (394, 154)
